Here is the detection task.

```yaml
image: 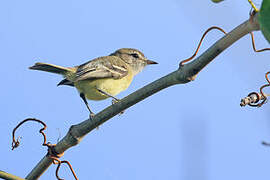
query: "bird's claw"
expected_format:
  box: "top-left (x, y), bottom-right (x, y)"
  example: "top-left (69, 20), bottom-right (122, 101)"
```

top-left (89, 112), bottom-right (95, 121)
top-left (111, 99), bottom-right (119, 104)
top-left (111, 99), bottom-right (125, 115)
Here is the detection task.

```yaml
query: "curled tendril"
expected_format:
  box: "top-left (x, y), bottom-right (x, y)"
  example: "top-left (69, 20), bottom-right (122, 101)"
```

top-left (12, 118), bottom-right (78, 179)
top-left (179, 26), bottom-right (227, 67)
top-left (179, 9), bottom-right (269, 68)
top-left (50, 156), bottom-right (78, 180)
top-left (242, 72), bottom-right (270, 107)
top-left (256, 72), bottom-right (270, 107)
top-left (12, 118), bottom-right (47, 150)
top-left (250, 32), bottom-right (270, 53)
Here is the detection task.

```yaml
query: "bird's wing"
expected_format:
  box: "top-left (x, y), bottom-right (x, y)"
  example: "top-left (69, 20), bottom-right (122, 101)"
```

top-left (74, 56), bottom-right (129, 81)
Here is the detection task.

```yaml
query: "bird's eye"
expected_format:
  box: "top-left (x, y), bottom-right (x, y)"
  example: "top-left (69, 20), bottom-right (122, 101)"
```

top-left (131, 53), bottom-right (139, 58)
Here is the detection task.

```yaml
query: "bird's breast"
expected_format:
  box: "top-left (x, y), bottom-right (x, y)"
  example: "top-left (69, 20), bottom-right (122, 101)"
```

top-left (74, 72), bottom-right (134, 101)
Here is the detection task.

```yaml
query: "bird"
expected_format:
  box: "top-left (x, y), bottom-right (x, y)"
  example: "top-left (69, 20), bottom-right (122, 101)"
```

top-left (29, 48), bottom-right (158, 119)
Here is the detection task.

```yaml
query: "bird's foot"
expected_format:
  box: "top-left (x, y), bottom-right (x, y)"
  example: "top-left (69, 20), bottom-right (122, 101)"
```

top-left (89, 112), bottom-right (95, 121)
top-left (88, 112), bottom-right (100, 130)
top-left (111, 99), bottom-right (125, 115)
top-left (111, 99), bottom-right (119, 104)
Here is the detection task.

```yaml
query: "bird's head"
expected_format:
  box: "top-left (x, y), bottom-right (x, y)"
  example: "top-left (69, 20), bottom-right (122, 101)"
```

top-left (110, 48), bottom-right (158, 75)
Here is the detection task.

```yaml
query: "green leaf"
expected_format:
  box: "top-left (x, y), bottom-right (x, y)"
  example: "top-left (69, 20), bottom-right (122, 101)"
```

top-left (259, 0), bottom-right (270, 43)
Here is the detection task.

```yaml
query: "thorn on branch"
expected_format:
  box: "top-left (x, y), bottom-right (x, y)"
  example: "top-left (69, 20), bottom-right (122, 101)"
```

top-left (56, 128), bottom-right (62, 143)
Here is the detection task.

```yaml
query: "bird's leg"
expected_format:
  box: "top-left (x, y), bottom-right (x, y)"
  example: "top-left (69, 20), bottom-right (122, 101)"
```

top-left (96, 88), bottom-right (124, 115)
top-left (96, 88), bottom-right (120, 102)
top-left (79, 93), bottom-right (95, 120)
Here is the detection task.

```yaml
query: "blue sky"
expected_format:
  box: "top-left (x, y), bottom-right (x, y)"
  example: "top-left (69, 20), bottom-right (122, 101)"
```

top-left (1, 0), bottom-right (270, 180)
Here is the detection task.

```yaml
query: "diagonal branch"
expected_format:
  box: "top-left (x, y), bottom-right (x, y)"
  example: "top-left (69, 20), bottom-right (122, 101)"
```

top-left (25, 13), bottom-right (260, 180)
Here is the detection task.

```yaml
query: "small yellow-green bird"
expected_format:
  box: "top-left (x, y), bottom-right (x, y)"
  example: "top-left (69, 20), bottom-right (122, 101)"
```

top-left (29, 48), bottom-right (157, 118)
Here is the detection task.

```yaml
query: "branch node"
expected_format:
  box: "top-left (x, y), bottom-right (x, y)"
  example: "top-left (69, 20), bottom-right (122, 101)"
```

top-left (67, 125), bottom-right (83, 145)
top-left (47, 144), bottom-right (64, 159)
top-left (187, 74), bottom-right (197, 81)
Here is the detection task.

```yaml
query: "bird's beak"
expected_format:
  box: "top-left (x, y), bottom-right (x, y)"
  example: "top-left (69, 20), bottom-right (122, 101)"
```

top-left (146, 59), bottom-right (158, 65)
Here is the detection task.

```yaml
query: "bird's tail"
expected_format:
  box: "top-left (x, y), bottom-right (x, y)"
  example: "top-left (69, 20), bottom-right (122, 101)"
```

top-left (29, 62), bottom-right (74, 75)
